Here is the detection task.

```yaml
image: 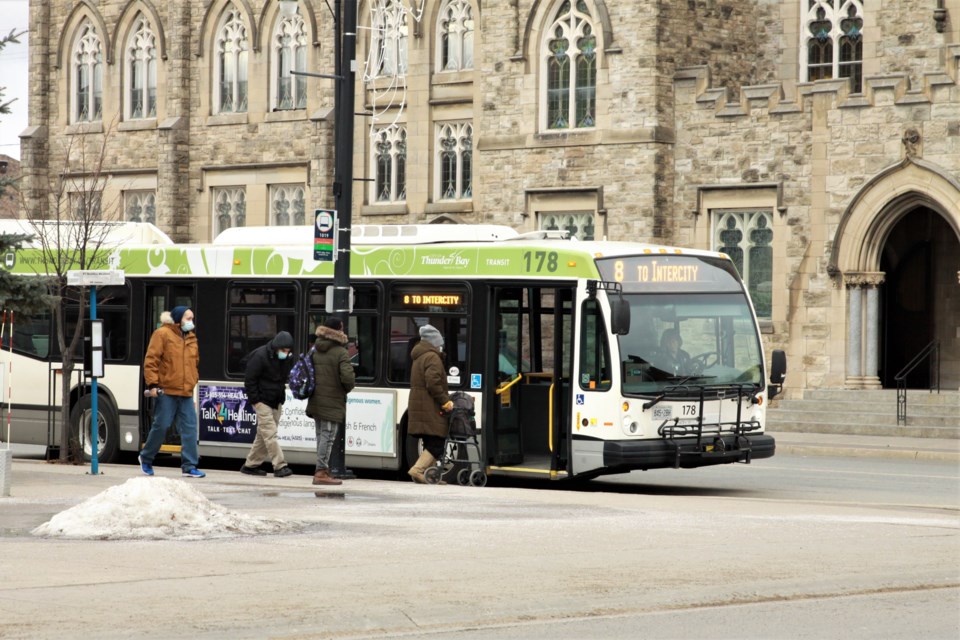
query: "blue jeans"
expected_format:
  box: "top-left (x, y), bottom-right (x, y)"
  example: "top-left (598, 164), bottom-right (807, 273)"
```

top-left (140, 394), bottom-right (200, 472)
top-left (314, 419), bottom-right (341, 471)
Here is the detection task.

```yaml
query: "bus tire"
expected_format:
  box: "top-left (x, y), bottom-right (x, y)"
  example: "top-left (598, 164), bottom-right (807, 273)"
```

top-left (70, 393), bottom-right (119, 464)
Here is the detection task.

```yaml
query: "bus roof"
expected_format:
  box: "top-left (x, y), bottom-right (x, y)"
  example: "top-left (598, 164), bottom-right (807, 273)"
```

top-left (0, 220), bottom-right (173, 247)
top-left (213, 224), bottom-right (519, 245)
top-left (5, 223), bottom-right (731, 280)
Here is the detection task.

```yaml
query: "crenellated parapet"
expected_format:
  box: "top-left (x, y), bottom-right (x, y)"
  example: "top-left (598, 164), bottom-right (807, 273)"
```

top-left (675, 45), bottom-right (960, 117)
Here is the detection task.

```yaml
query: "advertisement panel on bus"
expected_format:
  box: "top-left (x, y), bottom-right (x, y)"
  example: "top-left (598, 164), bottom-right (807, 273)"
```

top-left (198, 383), bottom-right (396, 456)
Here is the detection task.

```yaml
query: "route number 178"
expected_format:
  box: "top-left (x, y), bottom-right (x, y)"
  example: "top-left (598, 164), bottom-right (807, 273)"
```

top-left (523, 251), bottom-right (558, 273)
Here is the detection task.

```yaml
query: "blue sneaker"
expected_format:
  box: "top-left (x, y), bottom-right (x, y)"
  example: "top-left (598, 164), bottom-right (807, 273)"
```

top-left (182, 468), bottom-right (206, 478)
top-left (138, 455), bottom-right (154, 476)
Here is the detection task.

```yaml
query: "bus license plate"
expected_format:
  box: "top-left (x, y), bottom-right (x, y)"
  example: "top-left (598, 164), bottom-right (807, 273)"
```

top-left (652, 406), bottom-right (672, 420)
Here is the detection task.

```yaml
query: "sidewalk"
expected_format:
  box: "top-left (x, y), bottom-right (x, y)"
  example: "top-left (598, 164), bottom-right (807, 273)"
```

top-left (771, 431), bottom-right (960, 462)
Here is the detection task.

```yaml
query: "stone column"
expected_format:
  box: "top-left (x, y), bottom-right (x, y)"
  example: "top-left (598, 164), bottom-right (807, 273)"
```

top-left (862, 274), bottom-right (885, 389)
top-left (845, 278), bottom-right (863, 387)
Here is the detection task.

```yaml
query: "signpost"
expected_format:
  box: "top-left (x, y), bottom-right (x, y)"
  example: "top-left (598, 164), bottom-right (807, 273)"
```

top-left (67, 269), bottom-right (124, 475)
top-left (314, 209), bottom-right (336, 262)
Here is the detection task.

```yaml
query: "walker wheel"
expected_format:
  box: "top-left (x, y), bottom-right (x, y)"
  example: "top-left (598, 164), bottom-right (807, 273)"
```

top-left (457, 468), bottom-right (471, 486)
top-left (424, 466), bottom-right (441, 485)
top-left (469, 470), bottom-right (487, 487)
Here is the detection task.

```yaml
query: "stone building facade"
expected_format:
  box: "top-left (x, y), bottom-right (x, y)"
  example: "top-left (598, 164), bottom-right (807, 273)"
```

top-left (0, 155), bottom-right (21, 218)
top-left (21, 0), bottom-right (960, 395)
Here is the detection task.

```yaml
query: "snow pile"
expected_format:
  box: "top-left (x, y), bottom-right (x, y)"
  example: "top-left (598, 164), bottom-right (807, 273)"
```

top-left (32, 477), bottom-right (301, 540)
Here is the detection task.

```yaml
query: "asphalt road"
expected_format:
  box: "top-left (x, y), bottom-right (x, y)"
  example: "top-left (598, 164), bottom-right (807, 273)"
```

top-left (1, 446), bottom-right (958, 639)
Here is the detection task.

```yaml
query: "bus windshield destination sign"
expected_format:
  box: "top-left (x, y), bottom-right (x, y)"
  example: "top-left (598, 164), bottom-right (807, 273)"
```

top-left (596, 255), bottom-right (742, 293)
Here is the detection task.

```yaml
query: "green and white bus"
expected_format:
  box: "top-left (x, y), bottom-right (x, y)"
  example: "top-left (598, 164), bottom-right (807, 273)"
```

top-left (1, 221), bottom-right (785, 481)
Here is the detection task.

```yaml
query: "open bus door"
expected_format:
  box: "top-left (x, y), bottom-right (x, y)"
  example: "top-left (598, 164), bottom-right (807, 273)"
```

top-left (486, 285), bottom-right (573, 478)
top-left (138, 284), bottom-right (195, 452)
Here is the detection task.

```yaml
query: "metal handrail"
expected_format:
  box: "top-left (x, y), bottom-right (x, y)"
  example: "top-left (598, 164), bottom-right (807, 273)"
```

top-left (893, 340), bottom-right (940, 425)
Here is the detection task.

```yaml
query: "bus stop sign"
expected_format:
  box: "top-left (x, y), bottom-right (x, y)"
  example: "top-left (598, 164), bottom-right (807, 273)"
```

top-left (314, 209), bottom-right (336, 262)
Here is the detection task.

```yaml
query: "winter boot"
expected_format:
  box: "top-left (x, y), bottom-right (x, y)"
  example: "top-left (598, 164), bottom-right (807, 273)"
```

top-left (407, 451), bottom-right (435, 484)
top-left (312, 469), bottom-right (343, 486)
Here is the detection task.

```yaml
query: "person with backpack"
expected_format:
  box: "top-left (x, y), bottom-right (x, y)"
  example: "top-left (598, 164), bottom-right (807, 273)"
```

top-left (240, 331), bottom-right (296, 478)
top-left (306, 317), bottom-right (355, 486)
top-left (407, 324), bottom-right (454, 483)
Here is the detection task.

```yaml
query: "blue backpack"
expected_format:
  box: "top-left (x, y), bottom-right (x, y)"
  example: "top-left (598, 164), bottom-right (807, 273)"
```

top-left (288, 347), bottom-right (316, 400)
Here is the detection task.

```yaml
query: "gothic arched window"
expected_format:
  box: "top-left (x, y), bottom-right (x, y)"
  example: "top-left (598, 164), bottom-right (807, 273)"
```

top-left (372, 0), bottom-right (408, 77)
top-left (437, 0), bottom-right (474, 72)
top-left (713, 210), bottom-right (774, 319)
top-left (541, 0), bottom-right (597, 131)
top-left (436, 122), bottom-right (472, 200)
top-left (214, 6), bottom-right (249, 114)
top-left (373, 126), bottom-right (407, 202)
top-left (272, 6), bottom-right (308, 110)
top-left (126, 14), bottom-right (157, 120)
top-left (802, 0), bottom-right (864, 92)
top-left (72, 21), bottom-right (103, 123)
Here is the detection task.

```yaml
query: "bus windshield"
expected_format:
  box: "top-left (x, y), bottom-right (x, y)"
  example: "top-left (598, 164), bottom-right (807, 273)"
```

top-left (616, 291), bottom-right (764, 395)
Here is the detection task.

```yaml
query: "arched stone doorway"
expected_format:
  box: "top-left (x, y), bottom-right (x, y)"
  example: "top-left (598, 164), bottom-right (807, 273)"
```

top-left (879, 207), bottom-right (959, 388)
top-left (829, 158), bottom-right (960, 391)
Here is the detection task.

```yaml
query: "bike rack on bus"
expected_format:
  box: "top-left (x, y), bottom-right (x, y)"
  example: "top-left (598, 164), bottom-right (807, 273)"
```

top-left (646, 383), bottom-right (764, 468)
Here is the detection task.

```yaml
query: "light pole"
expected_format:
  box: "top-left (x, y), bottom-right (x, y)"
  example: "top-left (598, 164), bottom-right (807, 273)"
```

top-left (280, 0), bottom-right (357, 478)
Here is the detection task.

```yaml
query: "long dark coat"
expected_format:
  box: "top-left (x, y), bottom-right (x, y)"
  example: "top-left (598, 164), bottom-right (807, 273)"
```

top-left (305, 325), bottom-right (356, 423)
top-left (408, 340), bottom-right (451, 438)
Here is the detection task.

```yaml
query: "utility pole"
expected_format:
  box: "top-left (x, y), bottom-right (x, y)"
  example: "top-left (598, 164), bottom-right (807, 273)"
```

top-left (284, 0), bottom-right (358, 478)
top-left (331, 0), bottom-right (356, 325)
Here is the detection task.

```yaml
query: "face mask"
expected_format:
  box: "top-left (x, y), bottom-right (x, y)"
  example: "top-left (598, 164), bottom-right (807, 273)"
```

top-left (277, 351), bottom-right (290, 360)
top-left (181, 320), bottom-right (195, 332)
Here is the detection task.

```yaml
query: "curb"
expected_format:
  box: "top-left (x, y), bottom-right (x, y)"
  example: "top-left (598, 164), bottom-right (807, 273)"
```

top-left (777, 442), bottom-right (960, 463)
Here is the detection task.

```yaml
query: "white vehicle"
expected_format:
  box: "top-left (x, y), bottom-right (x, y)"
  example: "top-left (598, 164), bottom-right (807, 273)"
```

top-left (1, 222), bottom-right (785, 482)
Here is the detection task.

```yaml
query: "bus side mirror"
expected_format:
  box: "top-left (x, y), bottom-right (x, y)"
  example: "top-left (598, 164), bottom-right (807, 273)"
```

top-left (610, 298), bottom-right (630, 335)
top-left (767, 349), bottom-right (786, 399)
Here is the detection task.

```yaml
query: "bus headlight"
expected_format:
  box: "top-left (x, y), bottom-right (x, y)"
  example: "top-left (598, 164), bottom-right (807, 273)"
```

top-left (622, 416), bottom-right (640, 435)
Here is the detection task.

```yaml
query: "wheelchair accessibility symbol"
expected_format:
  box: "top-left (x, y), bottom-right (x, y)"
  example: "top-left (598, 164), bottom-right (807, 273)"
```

top-left (576, 394), bottom-right (585, 405)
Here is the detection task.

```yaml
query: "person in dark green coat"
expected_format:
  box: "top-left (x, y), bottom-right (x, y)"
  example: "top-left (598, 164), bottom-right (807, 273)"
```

top-left (306, 317), bottom-right (355, 485)
top-left (407, 324), bottom-right (454, 483)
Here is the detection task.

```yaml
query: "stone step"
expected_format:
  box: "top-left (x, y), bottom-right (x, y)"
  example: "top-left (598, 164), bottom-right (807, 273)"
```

top-left (801, 389), bottom-right (960, 406)
top-left (766, 420), bottom-right (960, 439)
top-left (769, 408), bottom-right (960, 429)
top-left (776, 400), bottom-right (959, 419)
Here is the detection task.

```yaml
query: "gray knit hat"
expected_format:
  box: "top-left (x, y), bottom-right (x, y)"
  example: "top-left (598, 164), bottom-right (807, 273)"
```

top-left (419, 324), bottom-right (444, 348)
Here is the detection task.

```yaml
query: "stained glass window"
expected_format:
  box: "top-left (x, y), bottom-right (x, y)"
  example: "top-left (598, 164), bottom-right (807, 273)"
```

top-left (373, 126), bottom-right (407, 202)
top-left (215, 6), bottom-right (249, 114)
top-left (436, 122), bottom-right (473, 200)
top-left (72, 21), bottom-right (102, 123)
top-left (125, 190), bottom-right (156, 224)
top-left (438, 0), bottom-right (474, 72)
top-left (373, 0), bottom-right (409, 77)
top-left (538, 212), bottom-right (595, 241)
top-left (543, 0), bottom-right (597, 131)
top-left (213, 187), bottom-right (247, 237)
top-left (803, 0), bottom-right (863, 92)
top-left (274, 7), bottom-right (308, 110)
top-left (127, 15), bottom-right (157, 120)
top-left (270, 184), bottom-right (306, 225)
top-left (713, 210), bottom-right (773, 318)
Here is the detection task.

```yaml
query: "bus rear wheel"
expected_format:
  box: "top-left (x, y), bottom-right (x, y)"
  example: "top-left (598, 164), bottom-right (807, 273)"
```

top-left (71, 394), bottom-right (119, 464)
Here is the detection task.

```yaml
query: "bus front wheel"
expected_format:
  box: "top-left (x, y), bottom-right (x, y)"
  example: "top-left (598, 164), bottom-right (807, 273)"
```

top-left (70, 393), bottom-right (119, 464)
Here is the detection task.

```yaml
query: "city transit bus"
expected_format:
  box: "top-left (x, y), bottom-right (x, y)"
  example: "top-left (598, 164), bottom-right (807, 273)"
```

top-left (0, 221), bottom-right (786, 482)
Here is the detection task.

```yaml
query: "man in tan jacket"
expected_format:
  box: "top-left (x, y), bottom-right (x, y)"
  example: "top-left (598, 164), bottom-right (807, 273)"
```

top-left (139, 306), bottom-right (205, 478)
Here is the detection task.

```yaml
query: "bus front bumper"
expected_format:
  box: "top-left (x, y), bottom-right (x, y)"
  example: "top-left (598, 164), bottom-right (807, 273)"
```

top-left (603, 433), bottom-right (775, 470)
